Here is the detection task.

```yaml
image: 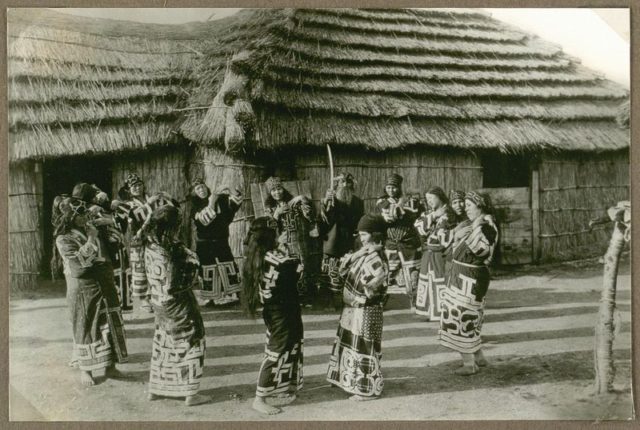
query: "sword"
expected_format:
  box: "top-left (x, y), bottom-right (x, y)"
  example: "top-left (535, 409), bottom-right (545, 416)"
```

top-left (326, 144), bottom-right (335, 209)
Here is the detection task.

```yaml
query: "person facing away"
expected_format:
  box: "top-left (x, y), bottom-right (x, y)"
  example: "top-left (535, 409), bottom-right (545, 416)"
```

top-left (241, 216), bottom-right (304, 415)
top-left (137, 204), bottom-right (211, 406)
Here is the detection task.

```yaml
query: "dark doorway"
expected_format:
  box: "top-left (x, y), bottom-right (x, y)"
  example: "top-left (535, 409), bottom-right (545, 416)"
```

top-left (480, 151), bottom-right (530, 188)
top-left (41, 155), bottom-right (112, 276)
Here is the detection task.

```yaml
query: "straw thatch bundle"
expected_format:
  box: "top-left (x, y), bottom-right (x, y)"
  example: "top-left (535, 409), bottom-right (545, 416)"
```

top-left (8, 8), bottom-right (202, 162)
top-left (181, 8), bottom-right (629, 155)
top-left (616, 100), bottom-right (630, 129)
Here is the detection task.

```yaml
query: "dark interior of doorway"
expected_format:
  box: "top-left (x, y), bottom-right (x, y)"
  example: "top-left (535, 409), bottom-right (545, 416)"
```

top-left (41, 156), bottom-right (112, 276)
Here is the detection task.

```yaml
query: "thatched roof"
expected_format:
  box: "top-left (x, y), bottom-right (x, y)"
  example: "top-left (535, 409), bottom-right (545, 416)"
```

top-left (8, 8), bottom-right (629, 161)
top-left (181, 8), bottom-right (629, 154)
top-left (7, 8), bottom-right (215, 161)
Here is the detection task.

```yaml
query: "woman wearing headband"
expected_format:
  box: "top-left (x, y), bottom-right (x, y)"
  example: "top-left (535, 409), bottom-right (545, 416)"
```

top-left (189, 178), bottom-right (243, 305)
top-left (326, 214), bottom-right (388, 401)
top-left (54, 197), bottom-right (128, 387)
top-left (439, 191), bottom-right (498, 376)
top-left (414, 187), bottom-right (455, 321)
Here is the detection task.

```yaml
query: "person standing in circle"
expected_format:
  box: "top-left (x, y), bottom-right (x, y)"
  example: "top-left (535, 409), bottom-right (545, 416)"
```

top-left (326, 214), bottom-right (388, 401)
top-left (55, 197), bottom-right (128, 387)
top-left (242, 217), bottom-right (304, 415)
top-left (189, 178), bottom-right (243, 305)
top-left (138, 205), bottom-right (210, 406)
top-left (439, 191), bottom-right (498, 376)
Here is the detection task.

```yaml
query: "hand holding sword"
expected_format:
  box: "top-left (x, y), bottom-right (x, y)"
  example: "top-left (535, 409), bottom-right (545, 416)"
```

top-left (326, 144), bottom-right (336, 209)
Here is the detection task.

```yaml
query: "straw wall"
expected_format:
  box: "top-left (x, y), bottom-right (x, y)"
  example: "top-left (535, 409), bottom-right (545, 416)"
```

top-left (9, 161), bottom-right (43, 292)
top-left (539, 150), bottom-right (629, 261)
top-left (188, 146), bottom-right (268, 263)
top-left (291, 146), bottom-right (483, 213)
top-left (111, 147), bottom-right (192, 240)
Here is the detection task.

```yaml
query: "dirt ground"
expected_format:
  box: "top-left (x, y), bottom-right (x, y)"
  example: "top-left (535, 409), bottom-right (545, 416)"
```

top-left (9, 256), bottom-right (634, 421)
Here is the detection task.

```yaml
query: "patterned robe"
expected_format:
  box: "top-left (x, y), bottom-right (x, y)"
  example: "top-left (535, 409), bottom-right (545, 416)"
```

top-left (256, 250), bottom-right (304, 397)
top-left (140, 240), bottom-right (205, 398)
top-left (375, 196), bottom-right (423, 298)
top-left (414, 205), bottom-right (455, 320)
top-left (191, 193), bottom-right (242, 300)
top-left (92, 204), bottom-right (132, 312)
top-left (318, 195), bottom-right (364, 293)
top-left (116, 194), bottom-right (176, 299)
top-left (56, 229), bottom-right (128, 371)
top-left (266, 196), bottom-right (319, 298)
top-left (439, 218), bottom-right (498, 354)
top-left (326, 245), bottom-right (388, 397)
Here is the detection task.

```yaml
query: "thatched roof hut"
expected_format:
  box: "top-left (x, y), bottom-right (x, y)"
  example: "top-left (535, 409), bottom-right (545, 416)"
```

top-left (8, 8), bottom-right (629, 291)
top-left (180, 8), bottom-right (628, 154)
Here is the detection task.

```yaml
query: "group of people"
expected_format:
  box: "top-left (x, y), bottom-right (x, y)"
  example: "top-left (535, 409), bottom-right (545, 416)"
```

top-left (51, 170), bottom-right (498, 414)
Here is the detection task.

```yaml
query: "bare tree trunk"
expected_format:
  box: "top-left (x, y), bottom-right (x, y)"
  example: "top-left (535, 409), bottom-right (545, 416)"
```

top-left (594, 226), bottom-right (625, 394)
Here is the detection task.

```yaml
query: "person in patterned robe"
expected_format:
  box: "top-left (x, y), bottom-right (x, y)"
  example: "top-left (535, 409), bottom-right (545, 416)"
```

top-left (326, 214), bottom-right (388, 401)
top-left (55, 197), bottom-right (128, 387)
top-left (137, 205), bottom-right (210, 406)
top-left (375, 173), bottom-right (423, 308)
top-left (241, 217), bottom-right (304, 415)
top-left (414, 187), bottom-right (455, 321)
top-left (318, 172), bottom-right (365, 310)
top-left (114, 173), bottom-right (178, 313)
top-left (264, 176), bottom-right (320, 306)
top-left (189, 178), bottom-right (243, 305)
top-left (72, 183), bottom-right (131, 312)
top-left (439, 191), bottom-right (498, 376)
top-left (443, 190), bottom-right (468, 282)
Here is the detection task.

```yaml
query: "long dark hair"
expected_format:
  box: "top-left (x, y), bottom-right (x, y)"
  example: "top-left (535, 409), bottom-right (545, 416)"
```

top-left (140, 205), bottom-right (182, 258)
top-left (50, 194), bottom-right (68, 279)
top-left (241, 217), bottom-right (277, 318)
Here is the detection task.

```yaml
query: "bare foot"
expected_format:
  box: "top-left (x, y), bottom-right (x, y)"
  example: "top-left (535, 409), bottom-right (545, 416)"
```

top-left (80, 371), bottom-right (95, 387)
top-left (148, 393), bottom-right (161, 401)
top-left (252, 397), bottom-right (281, 415)
top-left (185, 393), bottom-right (211, 406)
top-left (349, 394), bottom-right (377, 401)
top-left (266, 393), bottom-right (297, 406)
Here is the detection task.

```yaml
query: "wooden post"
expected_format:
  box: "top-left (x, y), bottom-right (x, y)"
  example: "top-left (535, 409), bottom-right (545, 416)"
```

top-left (531, 169), bottom-right (541, 264)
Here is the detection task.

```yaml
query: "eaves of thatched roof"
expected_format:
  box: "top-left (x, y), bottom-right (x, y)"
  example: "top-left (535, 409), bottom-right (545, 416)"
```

top-left (182, 8), bottom-right (630, 154)
top-left (7, 8), bottom-right (219, 162)
top-left (8, 8), bottom-right (630, 162)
